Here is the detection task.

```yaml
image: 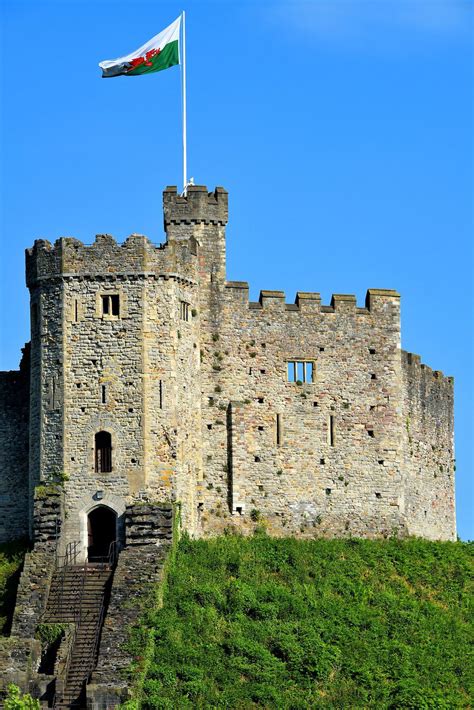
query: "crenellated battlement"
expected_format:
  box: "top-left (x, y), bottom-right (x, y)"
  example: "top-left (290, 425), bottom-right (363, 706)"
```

top-left (25, 231), bottom-right (201, 287)
top-left (402, 350), bottom-right (453, 385)
top-left (224, 282), bottom-right (399, 317)
top-left (163, 185), bottom-right (228, 226)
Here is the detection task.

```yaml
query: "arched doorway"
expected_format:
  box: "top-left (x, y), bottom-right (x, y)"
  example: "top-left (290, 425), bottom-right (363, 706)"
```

top-left (87, 506), bottom-right (117, 562)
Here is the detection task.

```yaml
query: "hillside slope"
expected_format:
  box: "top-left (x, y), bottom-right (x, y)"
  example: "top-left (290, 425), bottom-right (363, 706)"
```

top-left (125, 535), bottom-right (473, 709)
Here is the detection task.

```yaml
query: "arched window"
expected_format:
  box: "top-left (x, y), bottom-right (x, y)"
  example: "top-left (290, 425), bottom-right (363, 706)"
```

top-left (95, 431), bottom-right (112, 473)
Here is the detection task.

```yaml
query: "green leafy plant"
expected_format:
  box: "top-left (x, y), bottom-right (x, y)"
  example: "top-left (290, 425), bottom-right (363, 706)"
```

top-left (4, 685), bottom-right (40, 710)
top-left (35, 622), bottom-right (68, 649)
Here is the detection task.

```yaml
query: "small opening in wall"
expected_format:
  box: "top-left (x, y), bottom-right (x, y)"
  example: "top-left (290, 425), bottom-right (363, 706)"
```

top-left (424, 510), bottom-right (427, 517)
top-left (328, 415), bottom-right (335, 446)
top-left (371, 374), bottom-right (377, 380)
top-left (276, 413), bottom-right (282, 445)
top-left (367, 429), bottom-right (375, 438)
top-left (159, 380), bottom-right (163, 409)
top-left (257, 397), bottom-right (264, 404)
top-left (249, 368), bottom-right (252, 375)
top-left (261, 343), bottom-right (266, 348)
top-left (258, 426), bottom-right (264, 431)
top-left (313, 401), bottom-right (318, 407)
top-left (74, 299), bottom-right (79, 323)
top-left (95, 431), bottom-right (112, 473)
top-left (260, 369), bottom-right (266, 374)
top-left (254, 456), bottom-right (261, 462)
top-left (101, 294), bottom-right (120, 317)
top-left (71, 457), bottom-right (75, 462)
top-left (207, 424), bottom-right (212, 430)
top-left (369, 405), bottom-right (376, 411)
top-left (81, 407), bottom-right (86, 413)
top-left (325, 488), bottom-right (332, 495)
top-left (236, 506), bottom-right (243, 515)
top-left (76, 383), bottom-right (81, 389)
top-left (378, 459), bottom-right (384, 465)
top-left (180, 301), bottom-right (190, 321)
top-left (101, 385), bottom-right (106, 404)
top-left (320, 458), bottom-right (325, 465)
top-left (369, 348), bottom-right (376, 354)
top-left (131, 458), bottom-right (137, 464)
top-left (128, 408), bottom-right (134, 413)
top-left (319, 347), bottom-right (325, 352)
top-left (375, 492), bottom-right (382, 499)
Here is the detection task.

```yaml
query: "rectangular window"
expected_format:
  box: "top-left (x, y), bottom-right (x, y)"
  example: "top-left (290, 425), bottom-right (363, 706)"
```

top-left (180, 301), bottom-right (190, 321)
top-left (74, 299), bottom-right (79, 322)
top-left (101, 385), bottom-right (107, 404)
top-left (287, 361), bottom-right (314, 383)
top-left (101, 294), bottom-right (120, 317)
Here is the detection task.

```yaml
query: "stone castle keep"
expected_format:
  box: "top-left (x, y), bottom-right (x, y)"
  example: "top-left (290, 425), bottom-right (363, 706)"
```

top-left (0, 185), bottom-right (457, 704)
top-left (0, 185), bottom-right (456, 554)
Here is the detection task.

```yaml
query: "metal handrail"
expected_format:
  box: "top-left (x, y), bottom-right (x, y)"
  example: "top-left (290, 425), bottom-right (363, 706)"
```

top-left (50, 539), bottom-right (118, 707)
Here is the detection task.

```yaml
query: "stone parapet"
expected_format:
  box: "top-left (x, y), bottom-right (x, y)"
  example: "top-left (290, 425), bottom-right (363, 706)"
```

top-left (163, 185), bottom-right (228, 226)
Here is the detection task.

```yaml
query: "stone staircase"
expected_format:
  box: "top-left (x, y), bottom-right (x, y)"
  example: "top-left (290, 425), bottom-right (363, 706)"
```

top-left (43, 566), bottom-right (112, 708)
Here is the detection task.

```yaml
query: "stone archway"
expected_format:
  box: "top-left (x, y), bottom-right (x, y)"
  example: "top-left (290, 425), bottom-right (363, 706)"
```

top-left (87, 505), bottom-right (117, 562)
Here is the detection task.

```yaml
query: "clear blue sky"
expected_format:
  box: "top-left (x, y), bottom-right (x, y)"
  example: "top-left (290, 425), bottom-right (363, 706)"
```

top-left (1, 0), bottom-right (472, 538)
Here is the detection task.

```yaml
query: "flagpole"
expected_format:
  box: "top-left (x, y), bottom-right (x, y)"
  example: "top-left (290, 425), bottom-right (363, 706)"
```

top-left (181, 10), bottom-right (187, 195)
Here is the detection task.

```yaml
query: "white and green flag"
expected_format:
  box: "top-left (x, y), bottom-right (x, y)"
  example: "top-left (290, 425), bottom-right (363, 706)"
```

top-left (99, 16), bottom-right (181, 78)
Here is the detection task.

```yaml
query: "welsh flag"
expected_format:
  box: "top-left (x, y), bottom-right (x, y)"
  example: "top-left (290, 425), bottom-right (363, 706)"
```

top-left (99, 16), bottom-right (181, 78)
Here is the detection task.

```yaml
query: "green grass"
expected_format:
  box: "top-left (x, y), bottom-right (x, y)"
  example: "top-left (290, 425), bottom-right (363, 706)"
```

top-left (0, 539), bottom-right (28, 636)
top-left (127, 535), bottom-right (473, 709)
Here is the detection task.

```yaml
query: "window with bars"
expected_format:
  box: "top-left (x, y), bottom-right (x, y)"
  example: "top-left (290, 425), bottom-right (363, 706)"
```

top-left (101, 294), bottom-right (120, 317)
top-left (180, 301), bottom-right (190, 321)
top-left (95, 431), bottom-right (112, 473)
top-left (287, 361), bottom-right (314, 383)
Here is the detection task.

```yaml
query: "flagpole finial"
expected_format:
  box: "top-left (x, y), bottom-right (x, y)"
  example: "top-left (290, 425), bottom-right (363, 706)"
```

top-left (181, 177), bottom-right (194, 197)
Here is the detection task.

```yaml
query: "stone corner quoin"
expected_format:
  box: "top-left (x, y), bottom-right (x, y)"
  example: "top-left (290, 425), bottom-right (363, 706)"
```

top-left (1, 183), bottom-right (456, 553)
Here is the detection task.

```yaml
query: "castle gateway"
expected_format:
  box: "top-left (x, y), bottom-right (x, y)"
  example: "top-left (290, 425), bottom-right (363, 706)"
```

top-left (0, 185), bottom-right (455, 555)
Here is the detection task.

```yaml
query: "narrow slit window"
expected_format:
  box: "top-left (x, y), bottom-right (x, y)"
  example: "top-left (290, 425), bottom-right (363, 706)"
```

top-left (74, 299), bottom-right (79, 322)
top-left (95, 431), bottom-right (112, 473)
top-left (276, 413), bottom-right (282, 446)
top-left (180, 301), bottom-right (190, 321)
top-left (101, 385), bottom-right (107, 404)
top-left (328, 415), bottom-right (335, 446)
top-left (159, 380), bottom-right (163, 409)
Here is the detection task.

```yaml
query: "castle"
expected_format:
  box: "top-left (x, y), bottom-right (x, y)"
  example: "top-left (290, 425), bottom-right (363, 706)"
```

top-left (0, 185), bottom-right (456, 556)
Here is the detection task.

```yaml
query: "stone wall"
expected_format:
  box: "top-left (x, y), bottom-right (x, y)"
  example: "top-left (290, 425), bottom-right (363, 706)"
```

top-left (0, 347), bottom-right (29, 543)
top-left (402, 352), bottom-right (456, 540)
top-left (198, 285), bottom-right (407, 538)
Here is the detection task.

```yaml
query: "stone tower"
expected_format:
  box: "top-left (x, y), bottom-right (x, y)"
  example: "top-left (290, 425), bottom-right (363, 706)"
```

top-left (0, 184), bottom-right (456, 557)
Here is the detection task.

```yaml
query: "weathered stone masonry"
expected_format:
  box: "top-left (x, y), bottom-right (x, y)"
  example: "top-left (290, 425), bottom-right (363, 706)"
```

top-left (0, 184), bottom-right (456, 549)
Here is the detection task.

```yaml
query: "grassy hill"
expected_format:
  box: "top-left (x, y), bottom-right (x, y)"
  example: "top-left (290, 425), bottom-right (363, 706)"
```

top-left (126, 534), bottom-right (473, 709)
top-left (0, 540), bottom-right (27, 635)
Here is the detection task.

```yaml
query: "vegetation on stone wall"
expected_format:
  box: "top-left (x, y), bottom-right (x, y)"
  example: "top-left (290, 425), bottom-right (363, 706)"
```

top-left (3, 684), bottom-right (40, 709)
top-left (0, 540), bottom-right (27, 635)
top-left (125, 534), bottom-right (473, 709)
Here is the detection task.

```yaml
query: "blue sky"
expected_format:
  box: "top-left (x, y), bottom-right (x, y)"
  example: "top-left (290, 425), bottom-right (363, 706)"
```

top-left (1, 0), bottom-right (472, 538)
